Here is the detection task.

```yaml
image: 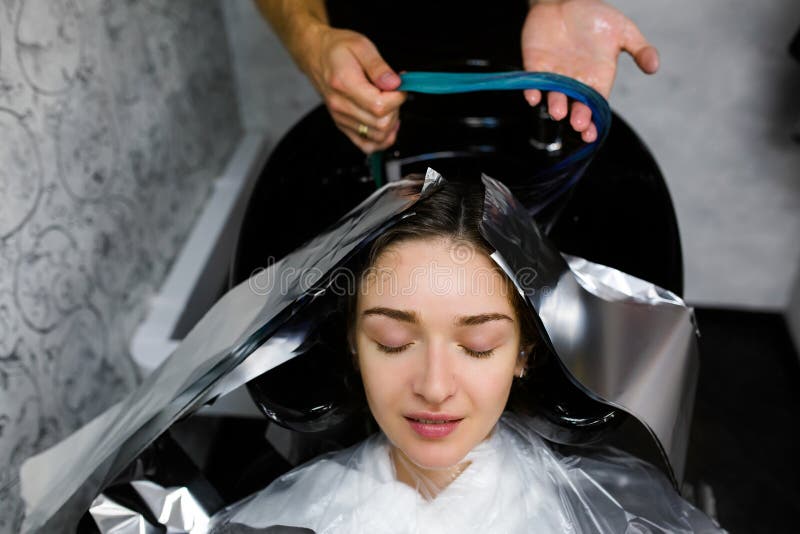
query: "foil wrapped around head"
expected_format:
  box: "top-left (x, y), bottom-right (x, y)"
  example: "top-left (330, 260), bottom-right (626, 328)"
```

top-left (19, 169), bottom-right (699, 533)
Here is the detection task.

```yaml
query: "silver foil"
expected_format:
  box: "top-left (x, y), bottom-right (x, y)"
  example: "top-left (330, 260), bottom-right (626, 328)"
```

top-left (89, 481), bottom-right (210, 534)
top-left (20, 178), bottom-right (433, 533)
top-left (480, 173), bottom-right (697, 483)
top-left (20, 169), bottom-right (698, 532)
top-left (89, 494), bottom-right (161, 534)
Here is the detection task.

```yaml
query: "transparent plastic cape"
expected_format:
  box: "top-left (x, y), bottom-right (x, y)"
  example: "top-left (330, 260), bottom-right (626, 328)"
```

top-left (208, 413), bottom-right (721, 534)
top-left (20, 170), bottom-right (702, 532)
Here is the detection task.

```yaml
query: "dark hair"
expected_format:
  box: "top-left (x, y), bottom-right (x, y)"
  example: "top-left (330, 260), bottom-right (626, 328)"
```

top-left (347, 178), bottom-right (538, 372)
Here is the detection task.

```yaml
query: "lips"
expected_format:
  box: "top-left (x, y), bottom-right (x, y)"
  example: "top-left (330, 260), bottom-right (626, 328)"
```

top-left (405, 413), bottom-right (464, 438)
top-left (410, 418), bottom-right (453, 424)
top-left (405, 412), bottom-right (462, 423)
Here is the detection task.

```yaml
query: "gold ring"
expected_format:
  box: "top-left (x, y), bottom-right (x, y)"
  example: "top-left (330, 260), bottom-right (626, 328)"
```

top-left (357, 123), bottom-right (369, 138)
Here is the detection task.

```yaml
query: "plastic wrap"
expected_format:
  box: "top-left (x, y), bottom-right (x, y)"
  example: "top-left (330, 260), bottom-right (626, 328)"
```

top-left (21, 170), bottom-right (706, 532)
top-left (19, 179), bottom-right (433, 532)
top-left (208, 413), bottom-right (721, 534)
top-left (479, 174), bottom-right (697, 483)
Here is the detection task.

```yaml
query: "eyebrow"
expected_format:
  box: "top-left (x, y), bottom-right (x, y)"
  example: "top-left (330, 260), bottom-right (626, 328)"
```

top-left (362, 307), bottom-right (419, 323)
top-left (455, 313), bottom-right (513, 327)
top-left (361, 308), bottom-right (512, 327)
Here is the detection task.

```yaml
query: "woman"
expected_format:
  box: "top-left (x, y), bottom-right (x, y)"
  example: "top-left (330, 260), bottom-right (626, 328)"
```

top-left (208, 180), bottom-right (722, 533)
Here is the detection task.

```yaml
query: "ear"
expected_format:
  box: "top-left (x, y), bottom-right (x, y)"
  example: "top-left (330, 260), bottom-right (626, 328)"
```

top-left (349, 337), bottom-right (360, 370)
top-left (514, 346), bottom-right (532, 376)
top-left (347, 326), bottom-right (356, 355)
top-left (515, 343), bottom-right (534, 375)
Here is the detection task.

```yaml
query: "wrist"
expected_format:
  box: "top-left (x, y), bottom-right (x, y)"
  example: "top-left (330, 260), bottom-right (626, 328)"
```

top-left (288, 16), bottom-right (329, 76)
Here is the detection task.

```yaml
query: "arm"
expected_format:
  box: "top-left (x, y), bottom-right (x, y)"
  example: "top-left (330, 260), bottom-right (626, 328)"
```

top-left (255, 0), bottom-right (405, 153)
top-left (254, 0), bottom-right (328, 75)
top-left (521, 0), bottom-right (659, 142)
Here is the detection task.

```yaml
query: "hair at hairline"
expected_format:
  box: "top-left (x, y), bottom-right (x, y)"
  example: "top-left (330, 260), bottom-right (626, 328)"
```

top-left (347, 180), bottom-right (538, 359)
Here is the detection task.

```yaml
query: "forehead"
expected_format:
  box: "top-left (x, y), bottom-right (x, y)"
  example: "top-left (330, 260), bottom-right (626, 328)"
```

top-left (358, 238), bottom-right (515, 317)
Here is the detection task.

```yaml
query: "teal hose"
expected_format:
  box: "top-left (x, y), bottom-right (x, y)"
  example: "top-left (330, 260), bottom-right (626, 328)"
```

top-left (371, 71), bottom-right (611, 194)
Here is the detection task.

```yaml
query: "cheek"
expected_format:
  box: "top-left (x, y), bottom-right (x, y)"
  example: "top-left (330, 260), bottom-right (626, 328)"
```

top-left (357, 345), bottom-right (407, 408)
top-left (462, 356), bottom-right (516, 406)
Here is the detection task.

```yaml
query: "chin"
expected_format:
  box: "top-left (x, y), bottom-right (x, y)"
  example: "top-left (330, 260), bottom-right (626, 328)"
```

top-left (402, 438), bottom-right (471, 470)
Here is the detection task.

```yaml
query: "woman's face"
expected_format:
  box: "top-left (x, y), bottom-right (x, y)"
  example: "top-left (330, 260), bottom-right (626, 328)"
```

top-left (355, 238), bottom-right (525, 469)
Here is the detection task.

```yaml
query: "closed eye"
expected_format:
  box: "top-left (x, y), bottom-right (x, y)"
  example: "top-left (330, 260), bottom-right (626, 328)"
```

top-left (461, 346), bottom-right (494, 359)
top-left (375, 342), bottom-right (413, 354)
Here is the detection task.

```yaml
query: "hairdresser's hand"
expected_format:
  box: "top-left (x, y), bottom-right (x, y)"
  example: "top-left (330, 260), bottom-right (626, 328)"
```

top-left (522, 0), bottom-right (659, 142)
top-left (302, 25), bottom-right (406, 153)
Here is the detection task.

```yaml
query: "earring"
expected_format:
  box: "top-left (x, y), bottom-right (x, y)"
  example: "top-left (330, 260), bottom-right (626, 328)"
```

top-left (518, 368), bottom-right (526, 379)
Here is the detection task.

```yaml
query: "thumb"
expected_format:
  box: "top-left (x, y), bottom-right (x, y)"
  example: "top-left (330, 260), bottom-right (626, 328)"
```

top-left (622, 20), bottom-right (660, 75)
top-left (355, 38), bottom-right (401, 91)
top-left (633, 45), bottom-right (660, 75)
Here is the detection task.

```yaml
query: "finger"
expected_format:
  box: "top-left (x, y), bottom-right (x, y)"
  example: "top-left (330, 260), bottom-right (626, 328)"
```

top-left (524, 88), bottom-right (542, 107)
top-left (622, 20), bottom-right (660, 74)
top-left (581, 122), bottom-right (598, 144)
top-left (330, 54), bottom-right (405, 119)
top-left (341, 76), bottom-right (406, 120)
top-left (634, 46), bottom-right (660, 75)
top-left (374, 89), bottom-right (407, 113)
top-left (344, 37), bottom-right (406, 117)
top-left (375, 121), bottom-right (401, 151)
top-left (355, 38), bottom-right (402, 91)
top-left (547, 92), bottom-right (568, 121)
top-left (569, 102), bottom-right (592, 133)
top-left (354, 111), bottom-right (399, 144)
top-left (333, 109), bottom-right (399, 144)
top-left (328, 93), bottom-right (400, 134)
top-left (340, 125), bottom-right (377, 155)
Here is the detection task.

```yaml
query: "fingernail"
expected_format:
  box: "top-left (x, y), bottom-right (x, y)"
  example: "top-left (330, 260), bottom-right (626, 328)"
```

top-left (380, 72), bottom-right (400, 86)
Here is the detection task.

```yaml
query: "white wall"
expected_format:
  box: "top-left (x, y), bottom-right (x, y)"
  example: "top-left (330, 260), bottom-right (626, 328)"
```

top-left (221, 1), bottom-right (320, 138)
top-left (610, 0), bottom-right (800, 312)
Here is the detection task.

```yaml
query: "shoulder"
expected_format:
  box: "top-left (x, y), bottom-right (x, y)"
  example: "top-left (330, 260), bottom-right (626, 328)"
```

top-left (495, 413), bottom-right (723, 532)
top-left (261, 432), bottom-right (393, 499)
top-left (210, 433), bottom-right (411, 531)
top-left (494, 412), bottom-right (554, 454)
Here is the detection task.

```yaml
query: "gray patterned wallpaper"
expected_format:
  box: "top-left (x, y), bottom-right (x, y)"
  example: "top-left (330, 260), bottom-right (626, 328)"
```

top-left (0, 0), bottom-right (241, 530)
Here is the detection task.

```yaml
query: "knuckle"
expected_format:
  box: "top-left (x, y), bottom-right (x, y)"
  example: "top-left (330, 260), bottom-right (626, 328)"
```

top-left (370, 100), bottom-right (386, 116)
top-left (328, 74), bottom-right (346, 92)
top-left (376, 115), bottom-right (392, 129)
top-left (391, 93), bottom-right (407, 107)
top-left (326, 95), bottom-right (344, 114)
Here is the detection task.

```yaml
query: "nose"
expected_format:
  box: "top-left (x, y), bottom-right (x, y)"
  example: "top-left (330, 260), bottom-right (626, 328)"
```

top-left (411, 342), bottom-right (456, 405)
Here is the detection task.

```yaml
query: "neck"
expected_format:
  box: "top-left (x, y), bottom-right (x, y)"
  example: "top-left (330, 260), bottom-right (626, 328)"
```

top-left (390, 446), bottom-right (471, 500)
